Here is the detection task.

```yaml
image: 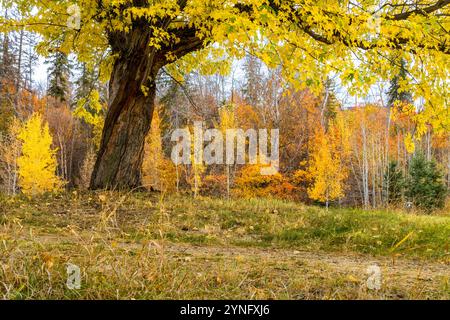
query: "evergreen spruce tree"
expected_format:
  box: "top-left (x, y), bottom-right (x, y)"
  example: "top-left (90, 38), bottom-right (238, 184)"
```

top-left (406, 153), bottom-right (447, 211)
top-left (384, 58), bottom-right (413, 206)
top-left (46, 50), bottom-right (72, 102)
top-left (74, 63), bottom-right (98, 104)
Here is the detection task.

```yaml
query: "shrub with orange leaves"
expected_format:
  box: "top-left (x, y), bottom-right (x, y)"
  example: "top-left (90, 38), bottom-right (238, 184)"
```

top-left (233, 164), bottom-right (296, 200)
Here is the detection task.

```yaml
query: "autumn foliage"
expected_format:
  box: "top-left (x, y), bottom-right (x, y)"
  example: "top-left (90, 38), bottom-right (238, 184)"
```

top-left (0, 1), bottom-right (448, 211)
top-left (17, 113), bottom-right (64, 195)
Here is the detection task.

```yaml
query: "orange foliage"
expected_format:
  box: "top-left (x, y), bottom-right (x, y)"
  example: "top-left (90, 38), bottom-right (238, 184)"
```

top-left (234, 164), bottom-right (296, 200)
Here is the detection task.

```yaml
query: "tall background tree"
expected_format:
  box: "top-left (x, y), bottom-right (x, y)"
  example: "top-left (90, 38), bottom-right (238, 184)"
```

top-left (45, 50), bottom-right (72, 103)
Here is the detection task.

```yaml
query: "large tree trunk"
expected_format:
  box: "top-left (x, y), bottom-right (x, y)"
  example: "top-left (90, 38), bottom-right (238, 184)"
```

top-left (89, 13), bottom-right (204, 190)
top-left (90, 29), bottom-right (159, 190)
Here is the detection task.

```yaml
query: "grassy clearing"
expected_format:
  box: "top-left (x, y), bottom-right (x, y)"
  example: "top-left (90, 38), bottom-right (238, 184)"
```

top-left (0, 192), bottom-right (449, 299)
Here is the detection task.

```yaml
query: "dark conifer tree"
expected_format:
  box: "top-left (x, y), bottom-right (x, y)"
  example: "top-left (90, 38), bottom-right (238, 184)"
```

top-left (46, 50), bottom-right (72, 103)
top-left (406, 153), bottom-right (447, 211)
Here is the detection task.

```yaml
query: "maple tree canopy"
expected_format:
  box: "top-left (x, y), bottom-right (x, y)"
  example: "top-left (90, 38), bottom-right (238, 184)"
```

top-left (1, 0), bottom-right (449, 189)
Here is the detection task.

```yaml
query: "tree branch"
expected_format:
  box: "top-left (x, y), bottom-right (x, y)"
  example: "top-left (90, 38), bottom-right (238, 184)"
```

top-left (388, 0), bottom-right (450, 20)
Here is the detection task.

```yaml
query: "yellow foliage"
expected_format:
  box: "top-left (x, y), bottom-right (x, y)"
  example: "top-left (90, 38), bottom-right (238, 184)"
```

top-left (188, 149), bottom-right (206, 198)
top-left (219, 105), bottom-right (237, 133)
top-left (404, 133), bottom-right (416, 154)
top-left (306, 127), bottom-right (347, 204)
top-left (4, 0), bottom-right (449, 138)
top-left (235, 103), bottom-right (262, 129)
top-left (73, 90), bottom-right (105, 150)
top-left (17, 113), bottom-right (64, 196)
top-left (219, 105), bottom-right (237, 197)
top-left (142, 107), bottom-right (177, 193)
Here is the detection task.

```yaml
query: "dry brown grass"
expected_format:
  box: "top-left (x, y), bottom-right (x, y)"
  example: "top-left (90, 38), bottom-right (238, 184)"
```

top-left (0, 191), bottom-right (448, 299)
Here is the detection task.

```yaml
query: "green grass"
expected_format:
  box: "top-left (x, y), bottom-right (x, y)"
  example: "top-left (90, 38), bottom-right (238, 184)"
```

top-left (0, 192), bottom-right (449, 299)
top-left (2, 192), bottom-right (449, 259)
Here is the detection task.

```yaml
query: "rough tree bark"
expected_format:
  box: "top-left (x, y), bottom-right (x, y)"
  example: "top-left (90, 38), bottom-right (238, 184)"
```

top-left (90, 27), bottom-right (158, 190)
